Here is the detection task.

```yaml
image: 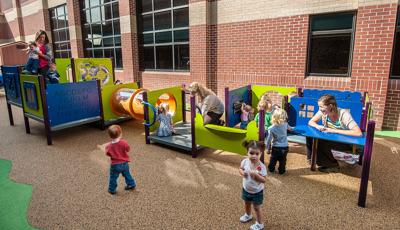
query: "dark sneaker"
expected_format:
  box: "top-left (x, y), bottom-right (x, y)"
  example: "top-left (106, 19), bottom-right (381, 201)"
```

top-left (318, 166), bottom-right (339, 173)
top-left (279, 170), bottom-right (286, 175)
top-left (108, 190), bottom-right (116, 195)
top-left (125, 185), bottom-right (136, 190)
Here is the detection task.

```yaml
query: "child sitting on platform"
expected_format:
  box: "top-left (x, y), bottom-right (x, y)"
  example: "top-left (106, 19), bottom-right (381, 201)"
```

top-left (24, 41), bottom-right (40, 74)
top-left (46, 63), bottom-right (60, 84)
top-left (240, 103), bottom-right (255, 129)
top-left (156, 103), bottom-right (176, 137)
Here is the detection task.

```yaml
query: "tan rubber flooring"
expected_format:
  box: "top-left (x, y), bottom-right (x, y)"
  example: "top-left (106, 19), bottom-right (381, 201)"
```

top-left (0, 95), bottom-right (399, 229)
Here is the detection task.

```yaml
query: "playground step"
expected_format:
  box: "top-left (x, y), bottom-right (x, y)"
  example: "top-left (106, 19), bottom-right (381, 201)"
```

top-left (149, 122), bottom-right (200, 152)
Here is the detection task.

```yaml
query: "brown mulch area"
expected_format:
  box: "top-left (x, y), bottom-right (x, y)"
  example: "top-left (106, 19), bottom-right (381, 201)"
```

top-left (0, 95), bottom-right (399, 229)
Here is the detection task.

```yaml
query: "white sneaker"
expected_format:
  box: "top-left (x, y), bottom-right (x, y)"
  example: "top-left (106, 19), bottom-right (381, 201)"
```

top-left (250, 222), bottom-right (264, 230)
top-left (239, 213), bottom-right (253, 223)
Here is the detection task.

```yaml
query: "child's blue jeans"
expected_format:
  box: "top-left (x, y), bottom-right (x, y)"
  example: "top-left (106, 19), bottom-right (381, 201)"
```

top-left (240, 121), bottom-right (248, 129)
top-left (25, 58), bottom-right (39, 74)
top-left (109, 162), bottom-right (136, 193)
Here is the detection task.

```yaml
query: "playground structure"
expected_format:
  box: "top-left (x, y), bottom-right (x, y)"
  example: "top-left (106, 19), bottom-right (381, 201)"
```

top-left (143, 84), bottom-right (376, 207)
top-left (0, 58), bottom-right (174, 145)
top-left (1, 59), bottom-right (377, 207)
top-left (144, 84), bottom-right (297, 158)
top-left (287, 89), bottom-right (375, 208)
top-left (0, 70), bottom-right (3, 87)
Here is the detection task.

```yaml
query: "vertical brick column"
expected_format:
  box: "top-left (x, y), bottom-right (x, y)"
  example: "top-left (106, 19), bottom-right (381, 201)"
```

top-left (118, 0), bottom-right (140, 83)
top-left (383, 79), bottom-right (400, 130)
top-left (189, 0), bottom-right (210, 90)
top-left (351, 3), bottom-right (397, 129)
top-left (12, 0), bottom-right (24, 41)
top-left (66, 0), bottom-right (84, 58)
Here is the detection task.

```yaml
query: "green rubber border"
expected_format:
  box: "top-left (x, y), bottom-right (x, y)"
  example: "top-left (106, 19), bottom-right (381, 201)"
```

top-left (375, 131), bottom-right (400, 139)
top-left (0, 159), bottom-right (36, 230)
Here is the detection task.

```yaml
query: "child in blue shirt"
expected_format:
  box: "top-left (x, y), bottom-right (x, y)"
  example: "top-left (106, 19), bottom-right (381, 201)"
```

top-left (46, 63), bottom-right (60, 84)
top-left (265, 108), bottom-right (292, 175)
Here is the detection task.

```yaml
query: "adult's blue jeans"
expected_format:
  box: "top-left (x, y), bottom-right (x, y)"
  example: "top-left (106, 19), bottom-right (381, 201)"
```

top-left (109, 162), bottom-right (136, 193)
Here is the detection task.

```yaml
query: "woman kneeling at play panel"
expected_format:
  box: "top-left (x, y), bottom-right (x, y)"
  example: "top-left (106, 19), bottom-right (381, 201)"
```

top-left (307, 94), bottom-right (362, 173)
top-left (188, 82), bottom-right (225, 125)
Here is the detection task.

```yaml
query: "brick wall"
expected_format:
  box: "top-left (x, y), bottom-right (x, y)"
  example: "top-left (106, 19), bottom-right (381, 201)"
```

top-left (141, 71), bottom-right (191, 90)
top-left (67, 0), bottom-right (84, 58)
top-left (0, 20), bottom-right (13, 40)
top-left (206, 5), bottom-right (397, 130)
top-left (214, 15), bottom-right (309, 97)
top-left (383, 79), bottom-right (400, 130)
top-left (350, 4), bottom-right (397, 129)
top-left (1, 0), bottom-right (399, 130)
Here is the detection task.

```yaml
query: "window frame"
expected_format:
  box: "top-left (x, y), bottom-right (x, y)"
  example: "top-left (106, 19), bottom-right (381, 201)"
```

top-left (139, 0), bottom-right (189, 72)
top-left (80, 0), bottom-right (122, 69)
top-left (49, 4), bottom-right (72, 59)
top-left (306, 12), bottom-right (357, 77)
top-left (390, 9), bottom-right (400, 79)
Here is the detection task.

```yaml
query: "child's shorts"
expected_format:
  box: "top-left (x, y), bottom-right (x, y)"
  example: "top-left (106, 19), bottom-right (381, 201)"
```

top-left (241, 188), bottom-right (264, 205)
top-left (240, 121), bottom-right (248, 129)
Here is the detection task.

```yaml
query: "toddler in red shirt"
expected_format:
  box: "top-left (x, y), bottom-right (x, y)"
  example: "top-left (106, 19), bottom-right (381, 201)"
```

top-left (105, 125), bottom-right (136, 195)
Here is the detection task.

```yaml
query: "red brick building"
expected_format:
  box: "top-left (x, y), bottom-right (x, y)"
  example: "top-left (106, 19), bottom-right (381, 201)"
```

top-left (0, 0), bottom-right (399, 130)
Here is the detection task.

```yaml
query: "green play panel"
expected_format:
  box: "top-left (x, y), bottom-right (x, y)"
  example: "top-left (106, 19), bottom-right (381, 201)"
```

top-left (375, 131), bottom-right (400, 139)
top-left (0, 159), bottom-right (36, 230)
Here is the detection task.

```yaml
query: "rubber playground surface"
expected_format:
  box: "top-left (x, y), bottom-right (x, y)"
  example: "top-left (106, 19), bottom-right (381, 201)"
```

top-left (0, 95), bottom-right (400, 229)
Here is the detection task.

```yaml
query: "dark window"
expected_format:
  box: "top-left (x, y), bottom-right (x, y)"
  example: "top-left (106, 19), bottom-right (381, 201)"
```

top-left (81, 0), bottom-right (122, 68)
top-left (307, 12), bottom-right (356, 76)
top-left (390, 12), bottom-right (400, 78)
top-left (138, 0), bottom-right (189, 71)
top-left (49, 4), bottom-right (72, 59)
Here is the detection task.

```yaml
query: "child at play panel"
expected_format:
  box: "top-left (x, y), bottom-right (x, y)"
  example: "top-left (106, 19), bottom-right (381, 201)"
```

top-left (105, 125), bottom-right (136, 195)
top-left (240, 103), bottom-right (255, 129)
top-left (254, 96), bottom-right (273, 131)
top-left (156, 103), bottom-right (176, 137)
top-left (239, 140), bottom-right (267, 230)
top-left (46, 63), bottom-right (60, 84)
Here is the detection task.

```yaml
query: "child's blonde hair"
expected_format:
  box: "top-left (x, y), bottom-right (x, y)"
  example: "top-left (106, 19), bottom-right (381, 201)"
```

top-left (271, 108), bottom-right (288, 125)
top-left (257, 100), bottom-right (268, 111)
top-left (108, 125), bottom-right (122, 139)
top-left (258, 93), bottom-right (272, 111)
top-left (159, 103), bottom-right (169, 115)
